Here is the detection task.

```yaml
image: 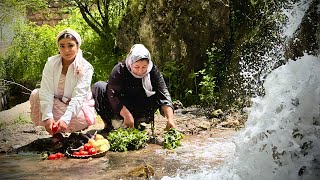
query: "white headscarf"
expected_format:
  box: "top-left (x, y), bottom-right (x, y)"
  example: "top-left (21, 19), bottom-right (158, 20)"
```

top-left (125, 44), bottom-right (155, 97)
top-left (56, 28), bottom-right (84, 76)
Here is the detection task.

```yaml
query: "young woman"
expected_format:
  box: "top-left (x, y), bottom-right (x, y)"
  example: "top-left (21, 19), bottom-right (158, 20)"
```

top-left (93, 44), bottom-right (175, 132)
top-left (29, 28), bottom-right (96, 146)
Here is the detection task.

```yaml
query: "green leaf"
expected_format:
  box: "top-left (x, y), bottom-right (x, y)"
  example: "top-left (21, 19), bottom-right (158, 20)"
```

top-left (163, 128), bottom-right (184, 150)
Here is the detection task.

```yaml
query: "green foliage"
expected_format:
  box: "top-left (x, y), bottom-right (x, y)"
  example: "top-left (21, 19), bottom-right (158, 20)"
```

top-left (160, 45), bottom-right (224, 107)
top-left (197, 69), bottom-right (216, 104)
top-left (3, 22), bottom-right (56, 86)
top-left (0, 56), bottom-right (5, 79)
top-left (0, 121), bottom-right (7, 130)
top-left (163, 128), bottom-right (184, 150)
top-left (193, 45), bottom-right (223, 106)
top-left (72, 0), bottom-right (128, 47)
top-left (58, 9), bottom-right (119, 82)
top-left (161, 60), bottom-right (187, 101)
top-left (107, 128), bottom-right (149, 152)
top-left (14, 113), bottom-right (31, 124)
top-left (1, 8), bottom-right (120, 87)
top-left (0, 0), bottom-right (47, 43)
top-left (108, 0), bottom-right (129, 31)
top-left (0, 0), bottom-right (46, 22)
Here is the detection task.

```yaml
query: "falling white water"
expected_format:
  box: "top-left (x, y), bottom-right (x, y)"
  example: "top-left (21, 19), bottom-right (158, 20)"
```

top-left (163, 0), bottom-right (320, 180)
top-left (281, 0), bottom-right (312, 38)
top-left (239, 0), bottom-right (313, 97)
top-left (163, 54), bottom-right (320, 180)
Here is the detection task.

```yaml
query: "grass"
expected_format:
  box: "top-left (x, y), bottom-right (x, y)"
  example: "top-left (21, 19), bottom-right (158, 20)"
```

top-left (0, 121), bottom-right (7, 129)
top-left (13, 113), bottom-right (31, 125)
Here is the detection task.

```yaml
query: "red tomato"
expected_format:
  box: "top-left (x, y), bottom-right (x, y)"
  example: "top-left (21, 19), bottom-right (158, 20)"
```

top-left (84, 143), bottom-right (93, 151)
top-left (52, 124), bottom-right (58, 133)
top-left (55, 152), bottom-right (64, 158)
top-left (88, 148), bottom-right (97, 155)
top-left (80, 151), bottom-right (89, 156)
top-left (48, 154), bottom-right (57, 160)
top-left (73, 152), bottom-right (81, 156)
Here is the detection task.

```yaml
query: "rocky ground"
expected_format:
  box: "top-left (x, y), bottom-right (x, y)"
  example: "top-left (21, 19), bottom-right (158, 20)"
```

top-left (0, 101), bottom-right (245, 153)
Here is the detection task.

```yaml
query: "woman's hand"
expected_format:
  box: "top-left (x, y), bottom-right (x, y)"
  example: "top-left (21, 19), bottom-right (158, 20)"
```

top-left (166, 119), bottom-right (176, 130)
top-left (44, 118), bottom-right (55, 135)
top-left (123, 117), bottom-right (134, 128)
top-left (162, 105), bottom-right (175, 130)
top-left (54, 119), bottom-right (68, 134)
top-left (120, 106), bottom-right (134, 128)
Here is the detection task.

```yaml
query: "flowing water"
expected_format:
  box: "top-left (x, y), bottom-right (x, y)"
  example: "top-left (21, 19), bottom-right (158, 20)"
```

top-left (0, 130), bottom-right (236, 179)
top-left (163, 0), bottom-right (320, 179)
top-left (164, 55), bottom-right (320, 180)
top-left (1, 0), bottom-right (318, 179)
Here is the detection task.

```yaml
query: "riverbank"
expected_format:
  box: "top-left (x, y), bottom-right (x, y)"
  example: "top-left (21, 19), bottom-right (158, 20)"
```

top-left (0, 101), bottom-right (244, 153)
top-left (0, 101), bottom-right (244, 179)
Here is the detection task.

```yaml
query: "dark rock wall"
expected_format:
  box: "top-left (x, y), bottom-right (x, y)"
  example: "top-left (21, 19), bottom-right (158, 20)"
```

top-left (285, 0), bottom-right (320, 59)
top-left (117, 0), bottom-right (230, 103)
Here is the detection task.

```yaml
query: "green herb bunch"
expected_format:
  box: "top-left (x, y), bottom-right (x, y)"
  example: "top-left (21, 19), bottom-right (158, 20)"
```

top-left (107, 128), bottom-right (149, 152)
top-left (163, 128), bottom-right (184, 149)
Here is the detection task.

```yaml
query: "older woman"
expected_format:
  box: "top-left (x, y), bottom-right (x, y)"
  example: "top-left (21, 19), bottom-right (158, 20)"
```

top-left (29, 28), bottom-right (96, 147)
top-left (93, 44), bottom-right (175, 132)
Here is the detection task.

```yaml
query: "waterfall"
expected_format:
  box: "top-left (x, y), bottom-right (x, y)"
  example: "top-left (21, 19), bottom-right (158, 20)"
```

top-left (163, 0), bottom-right (319, 179)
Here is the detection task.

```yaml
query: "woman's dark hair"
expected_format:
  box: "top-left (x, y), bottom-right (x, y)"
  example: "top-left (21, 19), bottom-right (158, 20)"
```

top-left (137, 58), bottom-right (149, 62)
top-left (57, 33), bottom-right (78, 44)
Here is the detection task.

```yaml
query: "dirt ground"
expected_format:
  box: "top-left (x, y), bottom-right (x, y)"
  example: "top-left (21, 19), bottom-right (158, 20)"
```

top-left (0, 101), bottom-right (245, 153)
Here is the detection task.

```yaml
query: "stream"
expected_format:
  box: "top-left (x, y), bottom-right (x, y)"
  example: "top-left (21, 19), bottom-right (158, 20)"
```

top-left (163, 0), bottom-right (320, 179)
top-left (0, 0), bottom-right (318, 180)
top-left (0, 129), bottom-right (236, 179)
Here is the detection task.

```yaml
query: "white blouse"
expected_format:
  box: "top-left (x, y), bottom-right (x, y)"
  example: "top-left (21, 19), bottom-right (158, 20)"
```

top-left (39, 54), bottom-right (94, 125)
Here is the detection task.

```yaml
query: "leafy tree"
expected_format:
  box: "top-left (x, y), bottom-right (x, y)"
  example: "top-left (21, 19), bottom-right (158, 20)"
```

top-left (1, 7), bottom-right (120, 88)
top-left (72, 0), bottom-right (128, 51)
top-left (195, 45), bottom-right (223, 106)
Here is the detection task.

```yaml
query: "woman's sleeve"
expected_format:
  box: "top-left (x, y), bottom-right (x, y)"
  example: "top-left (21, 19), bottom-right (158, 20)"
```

top-left (60, 64), bottom-right (94, 124)
top-left (39, 59), bottom-right (55, 121)
top-left (107, 63), bottom-right (125, 115)
top-left (151, 65), bottom-right (174, 110)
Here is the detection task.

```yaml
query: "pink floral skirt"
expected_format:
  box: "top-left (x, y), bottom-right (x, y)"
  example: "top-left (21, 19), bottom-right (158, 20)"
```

top-left (29, 89), bottom-right (96, 133)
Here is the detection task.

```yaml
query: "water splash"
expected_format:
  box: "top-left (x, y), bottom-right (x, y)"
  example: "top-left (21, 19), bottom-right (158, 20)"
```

top-left (239, 0), bottom-right (312, 97)
top-left (163, 0), bottom-right (320, 179)
top-left (281, 0), bottom-right (312, 38)
top-left (163, 53), bottom-right (320, 180)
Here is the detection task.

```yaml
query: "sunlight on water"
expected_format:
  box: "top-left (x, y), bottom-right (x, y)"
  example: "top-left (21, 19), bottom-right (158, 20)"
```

top-left (156, 136), bottom-right (235, 171)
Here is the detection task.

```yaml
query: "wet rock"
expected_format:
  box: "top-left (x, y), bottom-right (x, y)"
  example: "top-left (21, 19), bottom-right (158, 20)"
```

top-left (148, 136), bottom-right (163, 145)
top-left (127, 164), bottom-right (155, 178)
top-left (197, 121), bottom-right (211, 130)
top-left (211, 109), bottom-right (224, 118)
top-left (217, 119), bottom-right (240, 128)
top-left (173, 100), bottom-right (184, 110)
top-left (12, 145), bottom-right (22, 149)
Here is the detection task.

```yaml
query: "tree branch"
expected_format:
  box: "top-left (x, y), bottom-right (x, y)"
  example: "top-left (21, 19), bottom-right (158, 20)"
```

top-left (97, 0), bottom-right (106, 20)
top-left (1, 79), bottom-right (32, 93)
top-left (75, 0), bottom-right (109, 39)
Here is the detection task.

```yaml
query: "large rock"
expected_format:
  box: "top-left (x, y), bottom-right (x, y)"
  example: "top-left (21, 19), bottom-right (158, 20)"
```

top-left (117, 0), bottom-right (230, 102)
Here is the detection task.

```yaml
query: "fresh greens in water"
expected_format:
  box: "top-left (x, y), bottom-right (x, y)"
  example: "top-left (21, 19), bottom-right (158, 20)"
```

top-left (107, 128), bottom-right (149, 152)
top-left (163, 128), bottom-right (184, 149)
